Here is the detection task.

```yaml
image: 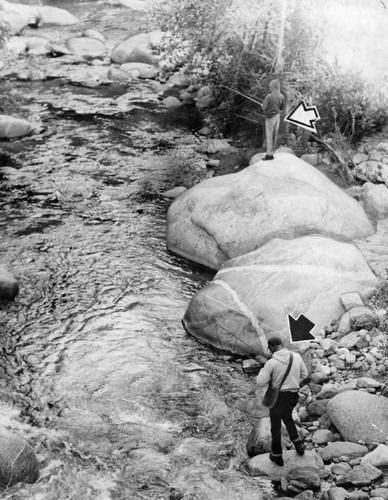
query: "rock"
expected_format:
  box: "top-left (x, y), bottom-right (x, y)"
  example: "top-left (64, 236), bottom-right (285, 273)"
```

top-left (197, 86), bottom-right (211, 99)
top-left (345, 186), bottom-right (365, 201)
top-left (371, 489), bottom-right (388, 499)
top-left (195, 95), bottom-right (213, 109)
top-left (377, 142), bottom-right (388, 153)
top-left (318, 442), bottom-right (369, 462)
top-left (246, 417), bottom-right (292, 457)
top-left (167, 153), bottom-right (374, 270)
top-left (242, 359), bottom-right (261, 375)
top-left (317, 384), bottom-right (338, 400)
top-left (66, 37), bottom-right (106, 59)
top-left (310, 373), bottom-right (330, 384)
top-left (111, 30), bottom-right (163, 64)
top-left (182, 236), bottom-right (377, 355)
top-left (301, 153), bottom-right (320, 166)
top-left (168, 74), bottom-right (191, 88)
top-left (295, 492), bottom-right (314, 500)
top-left (337, 382), bottom-right (358, 394)
top-left (356, 377), bottom-right (382, 389)
top-left (277, 146), bottom-right (295, 154)
top-left (339, 331), bottom-right (363, 349)
top-left (37, 5), bottom-right (79, 25)
top-left (337, 464), bottom-right (383, 487)
top-left (327, 487), bottom-right (349, 500)
top-left (361, 445), bottom-right (388, 468)
top-left (340, 292), bottom-right (364, 311)
top-left (107, 67), bottom-right (133, 81)
top-left (349, 307), bottom-right (379, 331)
top-left (353, 153), bottom-right (369, 165)
top-left (306, 399), bottom-right (329, 418)
top-left (0, 267), bottom-right (18, 301)
top-left (327, 391), bottom-right (388, 444)
top-left (196, 139), bottom-right (237, 155)
top-left (247, 450), bottom-right (324, 482)
top-left (163, 96), bottom-right (181, 108)
top-left (345, 352), bottom-right (356, 364)
top-left (331, 463), bottom-right (352, 475)
top-left (0, 115), bottom-right (33, 138)
top-left (114, 0), bottom-right (150, 11)
top-left (120, 62), bottom-right (158, 79)
top-left (249, 152), bottom-right (266, 164)
top-left (179, 91), bottom-right (195, 105)
top-left (364, 183), bottom-right (388, 219)
top-left (162, 187), bottom-right (187, 199)
top-left (337, 312), bottom-right (351, 335)
top-left (283, 467), bottom-right (321, 492)
top-left (83, 29), bottom-right (105, 42)
top-left (0, 428), bottom-right (39, 488)
top-left (312, 429), bottom-right (334, 445)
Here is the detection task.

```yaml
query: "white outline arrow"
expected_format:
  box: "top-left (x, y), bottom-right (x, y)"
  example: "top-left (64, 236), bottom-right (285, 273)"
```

top-left (285, 100), bottom-right (321, 133)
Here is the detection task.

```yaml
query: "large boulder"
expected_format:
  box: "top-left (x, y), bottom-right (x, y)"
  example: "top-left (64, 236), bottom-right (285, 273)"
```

top-left (0, 115), bottom-right (33, 138)
top-left (183, 236), bottom-right (378, 355)
top-left (111, 30), bottom-right (163, 64)
top-left (363, 182), bottom-right (388, 219)
top-left (327, 391), bottom-right (388, 444)
top-left (66, 37), bottom-right (106, 59)
top-left (37, 5), bottom-right (79, 25)
top-left (0, 428), bottom-right (39, 489)
top-left (0, 267), bottom-right (18, 301)
top-left (167, 153), bottom-right (374, 270)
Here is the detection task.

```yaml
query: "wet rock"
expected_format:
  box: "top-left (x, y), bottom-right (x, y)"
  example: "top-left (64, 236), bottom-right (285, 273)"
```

top-left (0, 115), bottom-right (33, 138)
top-left (247, 450), bottom-right (324, 482)
top-left (66, 37), bottom-right (106, 59)
top-left (162, 187), bottom-right (187, 199)
top-left (282, 466), bottom-right (321, 492)
top-left (337, 464), bottom-right (383, 487)
top-left (0, 267), bottom-right (18, 301)
top-left (242, 359), bottom-right (261, 375)
top-left (348, 307), bottom-right (379, 331)
top-left (340, 292), bottom-right (364, 311)
top-left (120, 62), bottom-right (158, 79)
top-left (111, 30), bottom-right (163, 64)
top-left (326, 486), bottom-right (349, 500)
top-left (312, 429), bottom-right (334, 445)
top-left (318, 442), bottom-right (369, 462)
top-left (361, 445), bottom-right (388, 467)
top-left (163, 96), bottom-right (181, 108)
top-left (107, 67), bottom-right (133, 81)
top-left (246, 417), bottom-right (292, 457)
top-left (364, 183), bottom-right (388, 219)
top-left (327, 390), bottom-right (388, 444)
top-left (0, 427), bottom-right (39, 488)
top-left (83, 29), bottom-right (105, 42)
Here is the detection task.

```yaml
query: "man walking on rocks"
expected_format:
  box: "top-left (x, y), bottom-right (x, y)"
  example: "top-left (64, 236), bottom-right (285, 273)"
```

top-left (257, 337), bottom-right (308, 466)
top-left (262, 79), bottom-right (285, 160)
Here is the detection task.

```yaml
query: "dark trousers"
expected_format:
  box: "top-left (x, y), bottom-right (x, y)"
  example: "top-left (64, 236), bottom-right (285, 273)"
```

top-left (270, 391), bottom-right (300, 455)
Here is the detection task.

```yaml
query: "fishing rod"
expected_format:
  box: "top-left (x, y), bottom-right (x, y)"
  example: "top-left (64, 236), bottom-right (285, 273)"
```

top-left (220, 84), bottom-right (263, 107)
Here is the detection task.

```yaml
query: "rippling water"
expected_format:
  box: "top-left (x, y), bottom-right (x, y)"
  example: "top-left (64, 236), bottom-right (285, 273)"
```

top-left (0, 2), bottom-right (268, 498)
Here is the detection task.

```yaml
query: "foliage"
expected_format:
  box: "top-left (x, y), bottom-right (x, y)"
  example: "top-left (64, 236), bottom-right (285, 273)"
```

top-left (308, 67), bottom-right (388, 140)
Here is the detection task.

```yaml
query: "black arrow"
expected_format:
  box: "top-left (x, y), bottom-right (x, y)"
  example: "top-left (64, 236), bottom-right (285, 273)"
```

top-left (285, 100), bottom-right (320, 133)
top-left (288, 314), bottom-right (316, 343)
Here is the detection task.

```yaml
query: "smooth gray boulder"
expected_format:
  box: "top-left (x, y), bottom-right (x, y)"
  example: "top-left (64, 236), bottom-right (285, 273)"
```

top-left (0, 428), bottom-right (39, 489)
top-left (111, 30), bottom-right (163, 64)
top-left (183, 236), bottom-right (378, 355)
top-left (327, 391), bottom-right (388, 444)
top-left (167, 153), bottom-right (374, 270)
top-left (0, 115), bottom-right (33, 138)
top-left (66, 37), bottom-right (106, 59)
top-left (0, 267), bottom-right (18, 301)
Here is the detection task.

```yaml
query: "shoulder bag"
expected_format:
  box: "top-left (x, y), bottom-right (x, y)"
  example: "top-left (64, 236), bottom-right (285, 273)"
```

top-left (262, 353), bottom-right (294, 409)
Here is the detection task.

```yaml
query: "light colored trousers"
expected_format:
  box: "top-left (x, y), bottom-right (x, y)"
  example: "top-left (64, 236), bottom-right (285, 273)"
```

top-left (265, 114), bottom-right (280, 155)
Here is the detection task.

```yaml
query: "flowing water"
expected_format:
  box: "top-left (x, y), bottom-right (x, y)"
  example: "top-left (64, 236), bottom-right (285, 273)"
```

top-left (0, 2), bottom-right (268, 499)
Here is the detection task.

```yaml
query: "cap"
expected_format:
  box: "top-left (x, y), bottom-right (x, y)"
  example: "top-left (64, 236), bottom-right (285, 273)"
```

top-left (267, 336), bottom-right (283, 348)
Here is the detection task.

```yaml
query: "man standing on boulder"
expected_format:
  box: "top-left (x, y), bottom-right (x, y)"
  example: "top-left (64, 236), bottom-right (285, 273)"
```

top-left (262, 79), bottom-right (285, 160)
top-left (257, 336), bottom-right (308, 466)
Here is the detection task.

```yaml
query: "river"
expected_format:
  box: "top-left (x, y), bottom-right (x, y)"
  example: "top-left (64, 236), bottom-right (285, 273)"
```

top-left (0, 1), bottom-right (269, 499)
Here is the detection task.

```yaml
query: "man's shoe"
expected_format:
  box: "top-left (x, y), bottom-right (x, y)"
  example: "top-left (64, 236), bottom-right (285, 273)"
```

top-left (262, 155), bottom-right (274, 161)
top-left (294, 440), bottom-right (305, 456)
top-left (269, 452), bottom-right (284, 466)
